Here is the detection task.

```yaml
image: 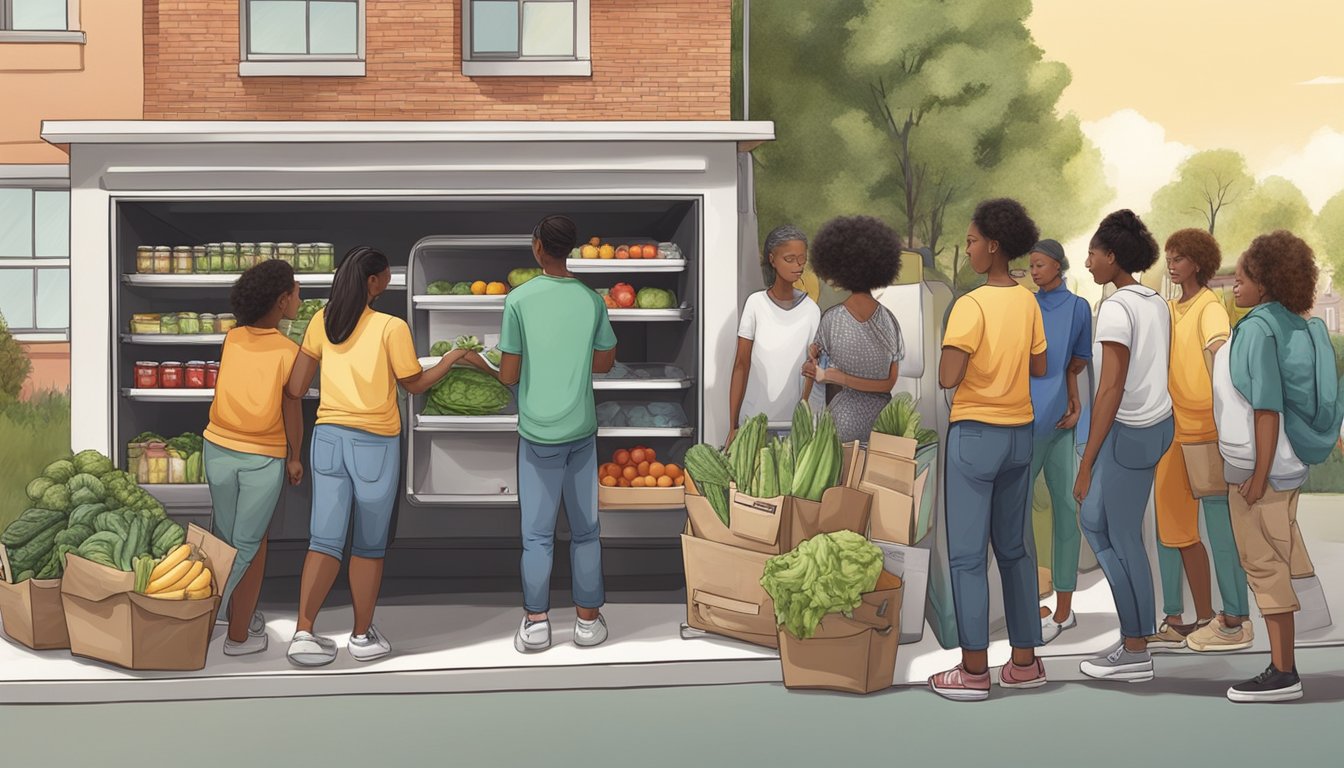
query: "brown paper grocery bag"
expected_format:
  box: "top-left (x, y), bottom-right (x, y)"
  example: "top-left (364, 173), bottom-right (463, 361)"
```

top-left (0, 577), bottom-right (70, 650)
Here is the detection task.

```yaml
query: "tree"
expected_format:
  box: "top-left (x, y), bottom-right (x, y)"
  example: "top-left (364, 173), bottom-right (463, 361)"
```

top-left (0, 312), bottom-right (33, 411)
top-left (749, 0), bottom-right (1110, 300)
top-left (1145, 150), bottom-right (1253, 242)
top-left (1218, 176), bottom-right (1318, 264)
top-left (1318, 190), bottom-right (1344, 278)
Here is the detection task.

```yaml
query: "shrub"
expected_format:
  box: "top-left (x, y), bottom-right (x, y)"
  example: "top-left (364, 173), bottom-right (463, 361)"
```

top-left (0, 312), bottom-right (33, 411)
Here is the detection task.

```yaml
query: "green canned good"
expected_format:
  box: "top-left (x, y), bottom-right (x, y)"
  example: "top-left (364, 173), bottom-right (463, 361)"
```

top-left (206, 243), bottom-right (224, 273)
top-left (296, 244), bottom-right (316, 273)
top-left (257, 242), bottom-right (277, 262)
top-left (192, 245), bottom-right (208, 273)
top-left (221, 242), bottom-right (240, 272)
top-left (239, 243), bottom-right (258, 270)
top-left (276, 243), bottom-right (297, 266)
top-left (200, 312), bottom-right (217, 334)
top-left (313, 243), bottom-right (335, 273)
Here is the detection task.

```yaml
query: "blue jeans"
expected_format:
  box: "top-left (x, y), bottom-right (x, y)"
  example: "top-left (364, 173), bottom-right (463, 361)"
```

top-left (1081, 417), bottom-right (1175, 639)
top-left (204, 440), bottom-right (283, 621)
top-left (518, 435), bottom-right (604, 614)
top-left (308, 424), bottom-right (400, 560)
top-left (946, 421), bottom-right (1041, 652)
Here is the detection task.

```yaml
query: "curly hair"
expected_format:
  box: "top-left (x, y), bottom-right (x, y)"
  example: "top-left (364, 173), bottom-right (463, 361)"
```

top-left (810, 215), bottom-right (903, 293)
top-left (230, 259), bottom-right (296, 326)
top-left (972, 199), bottom-right (1040, 261)
top-left (760, 224), bottom-right (808, 286)
top-left (1241, 230), bottom-right (1319, 315)
top-left (1165, 228), bottom-right (1222, 285)
top-left (1092, 210), bottom-right (1159, 274)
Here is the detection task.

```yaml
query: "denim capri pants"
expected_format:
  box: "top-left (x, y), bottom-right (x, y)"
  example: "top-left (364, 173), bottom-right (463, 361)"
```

top-left (309, 424), bottom-right (400, 560)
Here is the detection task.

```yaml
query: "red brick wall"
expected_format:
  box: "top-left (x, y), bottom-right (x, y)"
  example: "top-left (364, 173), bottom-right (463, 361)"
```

top-left (144, 1), bottom-right (731, 119)
top-left (19, 342), bottom-right (69, 399)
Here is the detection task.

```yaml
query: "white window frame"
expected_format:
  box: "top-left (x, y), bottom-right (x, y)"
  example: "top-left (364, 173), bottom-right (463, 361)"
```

top-left (239, 0), bottom-right (366, 78)
top-left (0, 168), bottom-right (70, 341)
top-left (462, 0), bottom-right (591, 77)
top-left (0, 0), bottom-right (84, 43)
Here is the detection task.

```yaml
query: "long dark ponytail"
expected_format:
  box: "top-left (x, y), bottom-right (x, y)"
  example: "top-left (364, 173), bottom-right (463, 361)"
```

top-left (325, 246), bottom-right (388, 344)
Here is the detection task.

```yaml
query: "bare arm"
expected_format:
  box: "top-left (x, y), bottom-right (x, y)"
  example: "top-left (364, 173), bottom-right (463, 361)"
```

top-left (1239, 410), bottom-right (1279, 505)
top-left (1079, 342), bottom-right (1128, 474)
top-left (1030, 351), bottom-right (1048, 378)
top-left (1204, 338), bottom-right (1227, 376)
top-left (828, 362), bottom-right (900, 394)
top-left (286, 352), bottom-right (319, 401)
top-left (593, 346), bottom-right (617, 375)
top-left (1057, 356), bottom-right (1088, 430)
top-left (398, 349), bottom-right (467, 395)
top-left (939, 347), bottom-right (970, 390)
top-left (281, 395), bottom-right (304, 485)
top-left (728, 337), bottom-right (753, 431)
top-left (497, 352), bottom-right (522, 386)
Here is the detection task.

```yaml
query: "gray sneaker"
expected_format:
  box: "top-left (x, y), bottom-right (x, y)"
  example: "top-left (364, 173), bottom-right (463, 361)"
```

top-left (514, 617), bottom-right (552, 653)
top-left (1080, 642), bottom-right (1154, 682)
top-left (287, 630), bottom-right (338, 667)
top-left (348, 624), bottom-right (392, 663)
top-left (216, 611), bottom-right (266, 638)
top-left (574, 614), bottom-right (609, 648)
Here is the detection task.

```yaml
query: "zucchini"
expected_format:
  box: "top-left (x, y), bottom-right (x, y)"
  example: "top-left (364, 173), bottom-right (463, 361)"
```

top-left (757, 445), bottom-right (778, 497)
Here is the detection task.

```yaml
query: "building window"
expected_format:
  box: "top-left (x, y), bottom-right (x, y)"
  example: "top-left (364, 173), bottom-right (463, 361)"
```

top-left (463, 0), bottom-right (592, 77)
top-left (0, 187), bottom-right (69, 337)
top-left (0, 1), bottom-right (83, 42)
top-left (239, 0), bottom-right (366, 77)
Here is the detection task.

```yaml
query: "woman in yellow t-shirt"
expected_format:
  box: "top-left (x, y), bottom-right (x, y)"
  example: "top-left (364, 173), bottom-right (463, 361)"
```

top-left (928, 199), bottom-right (1049, 702)
top-left (284, 247), bottom-right (466, 667)
top-left (204, 259), bottom-right (303, 656)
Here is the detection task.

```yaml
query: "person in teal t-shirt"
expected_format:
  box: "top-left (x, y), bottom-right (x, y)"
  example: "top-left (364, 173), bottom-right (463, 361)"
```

top-left (474, 215), bottom-right (618, 655)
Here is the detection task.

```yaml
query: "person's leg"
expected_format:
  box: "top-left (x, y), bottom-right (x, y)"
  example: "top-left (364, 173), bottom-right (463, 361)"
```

top-left (988, 425), bottom-right (1041, 666)
top-left (1080, 435), bottom-right (1133, 631)
top-left (1026, 434), bottom-right (1050, 609)
top-left (1228, 487), bottom-right (1303, 696)
top-left (943, 423), bottom-right (999, 673)
top-left (1042, 428), bottom-right (1080, 621)
top-left (297, 426), bottom-right (353, 635)
top-left (229, 539), bottom-right (268, 641)
top-left (517, 437), bottom-right (568, 619)
top-left (203, 441), bottom-right (242, 623)
top-left (347, 432), bottom-right (400, 637)
top-left (1153, 445), bottom-right (1190, 625)
top-left (1202, 494), bottom-right (1250, 621)
top-left (223, 457), bottom-right (284, 643)
top-left (559, 436), bottom-right (604, 620)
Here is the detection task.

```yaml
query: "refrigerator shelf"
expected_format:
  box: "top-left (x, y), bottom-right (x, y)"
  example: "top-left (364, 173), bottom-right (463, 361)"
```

top-left (591, 378), bottom-right (692, 391)
top-left (122, 268), bottom-right (407, 289)
top-left (122, 333), bottom-right (225, 345)
top-left (413, 294), bottom-right (507, 310)
top-left (566, 259), bottom-right (687, 273)
top-left (407, 493), bottom-right (520, 507)
top-left (413, 415), bottom-right (692, 438)
top-left (598, 427), bottom-right (694, 438)
top-left (122, 388), bottom-right (318, 402)
top-left (609, 306), bottom-right (692, 322)
top-left (140, 484), bottom-right (211, 506)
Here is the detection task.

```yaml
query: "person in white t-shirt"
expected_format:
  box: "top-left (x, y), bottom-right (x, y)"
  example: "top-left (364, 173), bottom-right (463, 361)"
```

top-left (728, 225), bottom-right (821, 444)
top-left (1074, 210), bottom-right (1175, 685)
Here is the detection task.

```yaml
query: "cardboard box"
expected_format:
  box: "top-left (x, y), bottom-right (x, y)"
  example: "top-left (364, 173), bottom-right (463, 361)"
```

top-left (862, 465), bottom-right (931, 546)
top-left (778, 582), bottom-right (903, 694)
top-left (682, 530), bottom-right (779, 649)
top-left (0, 577), bottom-right (70, 650)
top-left (872, 539), bottom-right (931, 644)
top-left (599, 484), bottom-right (686, 510)
top-left (60, 524), bottom-right (236, 671)
top-left (1038, 567), bottom-right (1054, 599)
top-left (840, 441), bottom-right (866, 489)
top-left (686, 485), bottom-right (872, 556)
top-left (866, 431), bottom-right (917, 461)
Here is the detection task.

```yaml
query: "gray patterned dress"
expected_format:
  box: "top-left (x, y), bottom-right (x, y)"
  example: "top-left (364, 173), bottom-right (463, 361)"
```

top-left (815, 303), bottom-right (906, 444)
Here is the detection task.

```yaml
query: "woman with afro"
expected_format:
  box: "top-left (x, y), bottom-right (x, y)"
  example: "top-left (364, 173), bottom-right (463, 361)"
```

top-left (799, 215), bottom-right (905, 444)
top-left (1075, 210), bottom-right (1174, 685)
top-left (929, 198), bottom-right (1049, 701)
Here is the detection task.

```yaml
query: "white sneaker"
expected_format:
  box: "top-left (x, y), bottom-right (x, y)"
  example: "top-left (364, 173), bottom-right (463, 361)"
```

top-left (287, 630), bottom-right (338, 667)
top-left (1041, 611), bottom-right (1077, 644)
top-left (348, 625), bottom-right (392, 663)
top-left (216, 611), bottom-right (266, 637)
top-left (514, 617), bottom-right (552, 653)
top-left (223, 633), bottom-right (268, 657)
top-left (574, 614), bottom-right (609, 648)
top-left (1080, 643), bottom-right (1154, 682)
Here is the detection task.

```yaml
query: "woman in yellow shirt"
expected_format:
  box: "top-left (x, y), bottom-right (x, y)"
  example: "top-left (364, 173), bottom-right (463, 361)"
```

top-left (284, 247), bottom-right (465, 667)
top-left (928, 199), bottom-right (1049, 702)
top-left (204, 260), bottom-right (304, 656)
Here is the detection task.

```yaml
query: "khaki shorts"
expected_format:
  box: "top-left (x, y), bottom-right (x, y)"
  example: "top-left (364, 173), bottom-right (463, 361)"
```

top-left (1227, 485), bottom-right (1315, 615)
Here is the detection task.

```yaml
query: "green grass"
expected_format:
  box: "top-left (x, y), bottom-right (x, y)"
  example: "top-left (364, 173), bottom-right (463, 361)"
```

top-left (0, 391), bottom-right (71, 531)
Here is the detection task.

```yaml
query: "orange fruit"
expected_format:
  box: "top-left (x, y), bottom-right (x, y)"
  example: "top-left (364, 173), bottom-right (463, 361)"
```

top-left (599, 244), bottom-right (615, 260)
top-left (649, 462), bottom-right (666, 478)
top-left (470, 280), bottom-right (487, 295)
top-left (615, 246), bottom-right (630, 260)
top-left (601, 475), bottom-right (617, 487)
top-left (486, 282), bottom-right (508, 295)
top-left (657, 475), bottom-right (673, 488)
top-left (643, 245), bottom-right (658, 259)
top-left (674, 476), bottom-right (684, 486)
top-left (637, 460), bottom-right (651, 476)
top-left (614, 449), bottom-right (630, 466)
top-left (618, 478), bottom-right (631, 487)
top-left (580, 244), bottom-right (599, 259)
top-left (622, 466), bottom-right (638, 481)
top-left (630, 448), bottom-right (647, 464)
top-left (643, 448), bottom-right (657, 461)
top-left (665, 463), bottom-right (682, 479)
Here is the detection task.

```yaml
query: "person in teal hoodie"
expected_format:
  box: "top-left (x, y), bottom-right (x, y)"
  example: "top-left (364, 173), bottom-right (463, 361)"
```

top-left (1213, 231), bottom-right (1344, 703)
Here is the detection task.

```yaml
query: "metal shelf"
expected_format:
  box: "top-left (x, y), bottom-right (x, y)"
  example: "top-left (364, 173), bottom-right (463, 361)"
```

top-left (141, 484), bottom-right (211, 506)
top-left (567, 259), bottom-right (687, 273)
top-left (609, 306), bottom-right (692, 322)
top-left (122, 334), bottom-right (226, 345)
top-left (122, 388), bottom-right (317, 402)
top-left (413, 415), bottom-right (691, 438)
top-left (592, 378), bottom-right (692, 391)
top-left (407, 493), bottom-right (520, 507)
top-left (597, 427), bottom-right (694, 438)
top-left (122, 268), bottom-right (407, 289)
top-left (413, 295), bottom-right (507, 310)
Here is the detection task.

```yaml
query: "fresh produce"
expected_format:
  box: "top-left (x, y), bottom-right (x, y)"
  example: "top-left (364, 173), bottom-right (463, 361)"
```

top-left (772, 436), bottom-right (795, 500)
top-left (165, 433), bottom-right (206, 485)
top-left (427, 281), bottom-right (454, 295)
top-left (610, 283), bottom-right (636, 309)
top-left (760, 531), bottom-right (885, 640)
top-left (727, 414), bottom-right (768, 491)
top-left (73, 449), bottom-right (115, 477)
top-left (598, 446), bottom-right (684, 489)
top-left (635, 287), bottom-right (677, 309)
top-left (2, 508), bottom-right (66, 548)
top-left (142, 544), bottom-right (214, 600)
top-left (422, 368), bottom-right (511, 416)
top-left (507, 267), bottom-right (542, 287)
top-left (43, 459), bottom-right (76, 485)
top-left (752, 443), bottom-right (779, 497)
top-left (684, 444), bottom-right (733, 526)
top-left (789, 400), bottom-right (814, 463)
top-left (577, 238), bottom-right (661, 260)
top-left (873, 392), bottom-right (922, 440)
top-left (791, 408), bottom-right (841, 501)
top-left (295, 299), bottom-right (325, 322)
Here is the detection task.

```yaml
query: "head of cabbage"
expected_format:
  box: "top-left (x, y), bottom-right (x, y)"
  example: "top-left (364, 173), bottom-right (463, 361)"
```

top-left (423, 368), bottom-right (511, 416)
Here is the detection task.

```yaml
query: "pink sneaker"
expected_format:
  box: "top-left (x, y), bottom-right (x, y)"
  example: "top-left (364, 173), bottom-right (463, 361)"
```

top-left (929, 664), bottom-right (991, 701)
top-left (999, 658), bottom-right (1048, 689)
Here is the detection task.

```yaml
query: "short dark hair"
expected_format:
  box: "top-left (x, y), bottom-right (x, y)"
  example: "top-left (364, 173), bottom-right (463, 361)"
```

top-left (230, 259), bottom-right (296, 326)
top-left (810, 215), bottom-right (903, 293)
top-left (1165, 228), bottom-right (1222, 285)
top-left (1092, 210), bottom-right (1159, 274)
top-left (1241, 230), bottom-right (1318, 315)
top-left (972, 199), bottom-right (1040, 261)
top-left (533, 215), bottom-right (578, 260)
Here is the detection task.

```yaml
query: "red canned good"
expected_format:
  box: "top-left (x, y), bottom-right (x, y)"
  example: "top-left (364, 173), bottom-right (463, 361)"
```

top-left (134, 361), bottom-right (160, 389)
top-left (185, 361), bottom-right (207, 389)
top-left (204, 361), bottom-right (219, 388)
top-left (160, 361), bottom-right (184, 389)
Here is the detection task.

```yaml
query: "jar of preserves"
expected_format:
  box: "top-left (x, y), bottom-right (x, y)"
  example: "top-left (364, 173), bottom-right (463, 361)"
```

top-left (199, 312), bottom-right (217, 335)
top-left (206, 243), bottom-right (224, 273)
top-left (216, 313), bottom-right (237, 333)
top-left (134, 361), bottom-right (160, 389)
top-left (159, 312), bottom-right (181, 335)
top-left (160, 361), bottom-right (184, 388)
top-left (178, 311), bottom-right (201, 335)
top-left (185, 361), bottom-right (207, 389)
top-left (192, 245), bottom-right (208, 273)
top-left (276, 243), bottom-right (297, 266)
top-left (131, 313), bottom-right (161, 335)
top-left (136, 246), bottom-right (154, 274)
top-left (140, 443), bottom-right (170, 485)
top-left (257, 242), bottom-right (277, 262)
top-left (172, 246), bottom-right (194, 274)
top-left (153, 246), bottom-right (173, 274)
top-left (204, 361), bottom-right (220, 388)
top-left (296, 244), bottom-right (315, 273)
top-left (313, 242), bottom-right (335, 272)
top-left (239, 243), bottom-right (258, 270)
top-left (221, 242), bottom-right (240, 272)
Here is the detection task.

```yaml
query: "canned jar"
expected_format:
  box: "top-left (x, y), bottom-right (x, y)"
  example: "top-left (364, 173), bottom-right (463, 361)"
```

top-left (136, 246), bottom-right (154, 274)
top-left (313, 243), bottom-right (335, 272)
top-left (216, 313), bottom-right (237, 333)
top-left (177, 311), bottom-right (201, 335)
top-left (296, 244), bottom-right (315, 273)
top-left (160, 361), bottom-right (184, 388)
top-left (172, 246), bottom-right (194, 274)
top-left (257, 242), bottom-right (277, 262)
top-left (131, 313), bottom-right (161, 335)
top-left (206, 243), bottom-right (224, 273)
top-left (153, 246), bottom-right (173, 274)
top-left (192, 245), bottom-right (208, 273)
top-left (221, 242), bottom-right (240, 272)
top-left (159, 312), bottom-right (181, 335)
top-left (276, 243), bottom-right (297, 266)
top-left (239, 243), bottom-right (258, 270)
top-left (185, 361), bottom-right (207, 389)
top-left (134, 361), bottom-right (160, 389)
top-left (204, 361), bottom-right (219, 388)
top-left (199, 312), bottom-right (217, 334)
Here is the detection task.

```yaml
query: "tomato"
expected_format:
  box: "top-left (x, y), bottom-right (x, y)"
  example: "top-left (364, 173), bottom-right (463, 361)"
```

top-left (613, 289), bottom-right (636, 308)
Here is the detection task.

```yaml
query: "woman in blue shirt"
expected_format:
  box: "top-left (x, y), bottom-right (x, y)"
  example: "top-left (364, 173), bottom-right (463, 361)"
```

top-left (1025, 240), bottom-right (1092, 644)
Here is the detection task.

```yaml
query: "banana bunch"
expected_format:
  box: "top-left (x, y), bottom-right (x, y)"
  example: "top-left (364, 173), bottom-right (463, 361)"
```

top-left (137, 544), bottom-right (213, 600)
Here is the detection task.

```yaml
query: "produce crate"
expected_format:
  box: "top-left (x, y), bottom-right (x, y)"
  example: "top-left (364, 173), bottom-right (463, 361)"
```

top-left (599, 485), bottom-right (685, 510)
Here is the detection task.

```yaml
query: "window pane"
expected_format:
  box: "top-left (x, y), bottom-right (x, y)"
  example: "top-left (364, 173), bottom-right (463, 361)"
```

top-left (36, 268), bottom-right (69, 330)
top-left (34, 190), bottom-right (69, 259)
top-left (310, 1), bottom-right (358, 55)
top-left (250, 1), bottom-right (308, 55)
top-left (473, 1), bottom-right (520, 55)
top-left (522, 2), bottom-right (575, 57)
top-left (12, 0), bottom-right (67, 31)
top-left (0, 189), bottom-right (33, 259)
top-left (0, 270), bottom-right (35, 330)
